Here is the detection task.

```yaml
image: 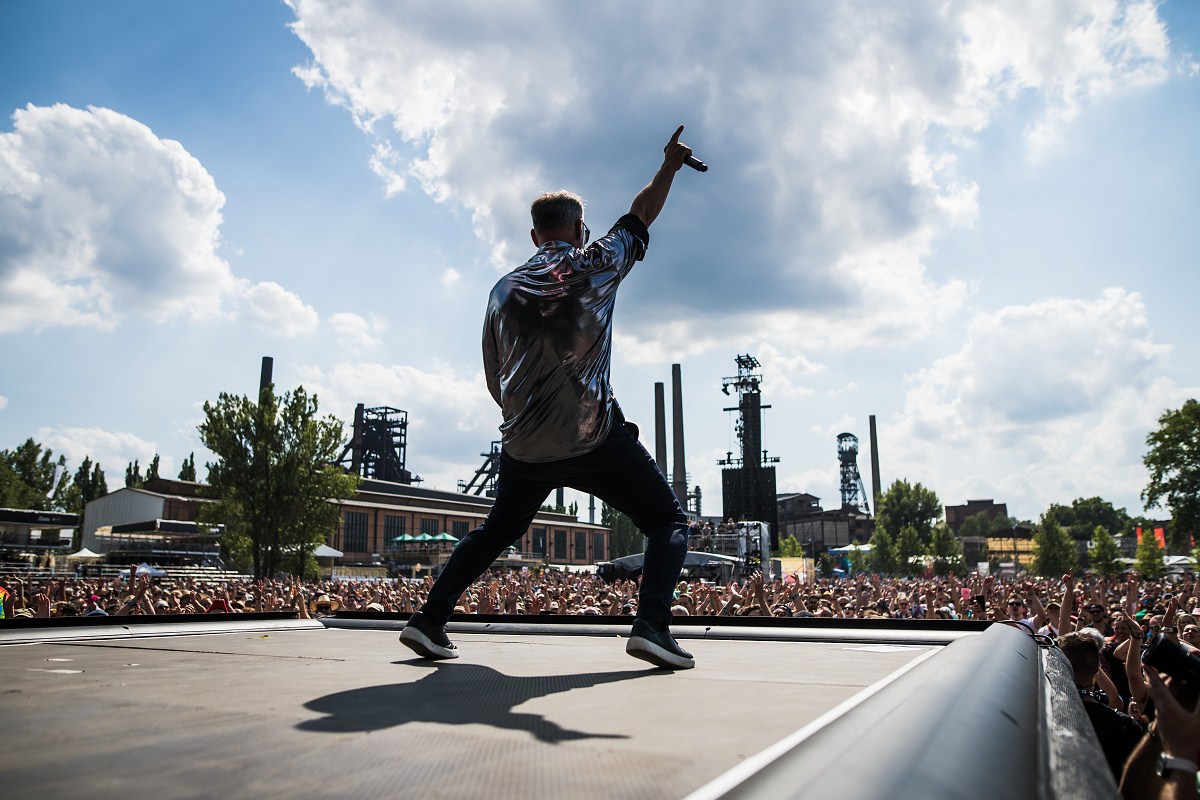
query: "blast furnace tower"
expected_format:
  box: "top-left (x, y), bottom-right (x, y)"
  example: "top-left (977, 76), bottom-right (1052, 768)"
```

top-left (718, 354), bottom-right (779, 544)
top-left (337, 404), bottom-right (421, 484)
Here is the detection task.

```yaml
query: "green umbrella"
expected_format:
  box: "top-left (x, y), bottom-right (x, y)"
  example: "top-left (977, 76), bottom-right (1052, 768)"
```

top-left (414, 533), bottom-right (434, 541)
top-left (432, 532), bottom-right (458, 541)
top-left (391, 534), bottom-right (414, 543)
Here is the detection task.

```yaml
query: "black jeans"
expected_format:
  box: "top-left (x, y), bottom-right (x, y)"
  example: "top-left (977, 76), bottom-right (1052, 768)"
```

top-left (420, 417), bottom-right (689, 628)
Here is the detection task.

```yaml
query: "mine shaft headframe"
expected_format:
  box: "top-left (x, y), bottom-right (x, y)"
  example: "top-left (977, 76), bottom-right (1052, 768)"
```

top-left (837, 432), bottom-right (870, 513)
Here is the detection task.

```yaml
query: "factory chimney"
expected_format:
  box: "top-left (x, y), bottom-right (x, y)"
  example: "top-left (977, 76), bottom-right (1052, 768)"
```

top-left (671, 364), bottom-right (687, 506)
top-left (654, 381), bottom-right (668, 476)
top-left (869, 414), bottom-right (882, 513)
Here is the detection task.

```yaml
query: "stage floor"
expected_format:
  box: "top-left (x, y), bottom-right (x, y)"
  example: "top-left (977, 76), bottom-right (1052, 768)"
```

top-left (1, 622), bottom-right (939, 799)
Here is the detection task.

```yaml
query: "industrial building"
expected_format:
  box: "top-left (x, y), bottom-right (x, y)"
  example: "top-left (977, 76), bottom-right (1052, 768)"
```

top-left (81, 477), bottom-right (609, 575)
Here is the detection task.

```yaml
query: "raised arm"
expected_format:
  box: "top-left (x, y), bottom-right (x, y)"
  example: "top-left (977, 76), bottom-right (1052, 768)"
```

top-left (628, 125), bottom-right (692, 229)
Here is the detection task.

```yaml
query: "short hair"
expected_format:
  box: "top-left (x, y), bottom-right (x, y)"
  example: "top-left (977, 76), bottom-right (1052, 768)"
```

top-left (531, 191), bottom-right (584, 234)
top-left (1059, 632), bottom-right (1100, 685)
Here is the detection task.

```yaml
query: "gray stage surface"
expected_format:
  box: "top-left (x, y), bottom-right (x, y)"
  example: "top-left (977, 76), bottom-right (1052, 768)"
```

top-left (1, 620), bottom-right (940, 799)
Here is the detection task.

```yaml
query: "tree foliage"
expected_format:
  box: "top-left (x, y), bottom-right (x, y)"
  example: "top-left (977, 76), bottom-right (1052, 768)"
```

top-left (1135, 527), bottom-right (1165, 580)
top-left (0, 438), bottom-right (75, 511)
top-left (929, 523), bottom-right (964, 577)
top-left (1088, 525), bottom-right (1123, 578)
top-left (874, 479), bottom-right (941, 545)
top-left (957, 511), bottom-right (994, 539)
top-left (1032, 515), bottom-right (1077, 577)
top-left (600, 503), bottom-right (643, 558)
top-left (777, 534), bottom-right (804, 558)
top-left (125, 460), bottom-right (144, 489)
top-left (1143, 399), bottom-right (1200, 551)
top-left (868, 526), bottom-right (898, 574)
top-left (178, 452), bottom-right (197, 482)
top-left (1046, 497), bottom-right (1133, 541)
top-left (895, 524), bottom-right (926, 576)
top-left (199, 384), bottom-right (359, 579)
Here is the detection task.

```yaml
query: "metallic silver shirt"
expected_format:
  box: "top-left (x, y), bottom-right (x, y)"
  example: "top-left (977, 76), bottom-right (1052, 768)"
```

top-left (483, 215), bottom-right (649, 462)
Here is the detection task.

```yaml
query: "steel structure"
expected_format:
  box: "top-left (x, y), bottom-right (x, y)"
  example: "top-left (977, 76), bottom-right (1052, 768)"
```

top-left (337, 404), bottom-right (420, 484)
top-left (837, 433), bottom-right (870, 513)
top-left (459, 441), bottom-right (501, 497)
top-left (718, 354), bottom-right (779, 542)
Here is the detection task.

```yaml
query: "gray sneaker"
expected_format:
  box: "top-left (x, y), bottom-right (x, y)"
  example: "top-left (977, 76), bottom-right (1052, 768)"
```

top-left (399, 611), bottom-right (459, 659)
top-left (626, 618), bottom-right (694, 669)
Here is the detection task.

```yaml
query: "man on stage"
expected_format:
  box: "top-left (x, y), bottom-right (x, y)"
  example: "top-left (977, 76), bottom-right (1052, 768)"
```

top-left (400, 125), bottom-right (698, 669)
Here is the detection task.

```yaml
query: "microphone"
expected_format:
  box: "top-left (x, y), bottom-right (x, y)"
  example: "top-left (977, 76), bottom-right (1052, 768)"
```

top-left (684, 154), bottom-right (708, 172)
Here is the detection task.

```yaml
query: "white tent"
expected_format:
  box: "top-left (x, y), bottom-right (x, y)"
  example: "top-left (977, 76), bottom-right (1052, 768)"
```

top-left (67, 547), bottom-right (104, 559)
top-left (313, 544), bottom-right (343, 558)
top-left (829, 543), bottom-right (873, 552)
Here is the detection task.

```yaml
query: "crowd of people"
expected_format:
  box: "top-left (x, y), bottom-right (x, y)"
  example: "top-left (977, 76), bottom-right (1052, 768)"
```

top-left (3, 564), bottom-right (1200, 795)
top-left (0, 563), bottom-right (1193, 629)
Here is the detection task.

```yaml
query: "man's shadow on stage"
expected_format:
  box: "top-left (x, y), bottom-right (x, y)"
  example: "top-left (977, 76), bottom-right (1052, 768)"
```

top-left (297, 662), bottom-right (664, 743)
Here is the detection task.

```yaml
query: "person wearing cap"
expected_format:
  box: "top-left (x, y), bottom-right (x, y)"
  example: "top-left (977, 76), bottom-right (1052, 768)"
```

top-left (84, 594), bottom-right (108, 616)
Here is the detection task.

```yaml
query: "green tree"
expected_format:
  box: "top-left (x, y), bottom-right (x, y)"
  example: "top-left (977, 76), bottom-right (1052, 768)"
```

top-left (895, 524), bottom-right (926, 575)
top-left (1143, 399), bottom-right (1200, 552)
top-left (601, 503), bottom-right (642, 558)
top-left (1047, 497), bottom-right (1133, 541)
top-left (875, 479), bottom-right (941, 545)
top-left (146, 454), bottom-right (160, 482)
top-left (55, 456), bottom-right (109, 514)
top-left (178, 452), bottom-right (197, 482)
top-left (845, 545), bottom-right (870, 576)
top-left (1135, 528), bottom-right (1165, 580)
top-left (957, 511), bottom-right (994, 539)
top-left (777, 535), bottom-right (803, 557)
top-left (199, 383), bottom-right (359, 579)
top-left (0, 438), bottom-right (73, 511)
top-left (75, 457), bottom-right (108, 504)
top-left (990, 515), bottom-right (1021, 533)
top-left (929, 523), bottom-right (963, 577)
top-left (1088, 525), bottom-right (1123, 578)
top-left (868, 527), bottom-right (898, 574)
top-left (1032, 515), bottom-right (1077, 576)
top-left (125, 460), bottom-right (144, 489)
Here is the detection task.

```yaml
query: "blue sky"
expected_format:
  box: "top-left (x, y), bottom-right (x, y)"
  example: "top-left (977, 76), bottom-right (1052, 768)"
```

top-left (2, 0), bottom-right (1198, 525)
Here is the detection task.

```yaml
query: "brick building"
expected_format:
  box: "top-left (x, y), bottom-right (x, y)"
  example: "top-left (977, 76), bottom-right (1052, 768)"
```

top-left (82, 477), bottom-right (609, 573)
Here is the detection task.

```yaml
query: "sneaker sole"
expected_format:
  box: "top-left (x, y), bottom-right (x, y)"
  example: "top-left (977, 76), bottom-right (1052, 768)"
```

top-left (626, 636), bottom-right (695, 670)
top-left (399, 626), bottom-right (459, 660)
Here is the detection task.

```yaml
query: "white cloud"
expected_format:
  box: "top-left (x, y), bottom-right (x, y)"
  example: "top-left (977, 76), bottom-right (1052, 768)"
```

top-left (0, 395), bottom-right (7, 411)
top-left (955, 0), bottom-right (1173, 158)
top-left (889, 288), bottom-right (1195, 518)
top-left (285, 0), bottom-right (1175, 359)
top-left (0, 104), bottom-right (235, 332)
top-left (240, 280), bottom-right (320, 337)
top-left (0, 103), bottom-right (318, 335)
top-left (441, 267), bottom-right (462, 289)
top-left (294, 360), bottom-right (497, 491)
top-left (37, 426), bottom-right (163, 479)
top-left (327, 311), bottom-right (387, 353)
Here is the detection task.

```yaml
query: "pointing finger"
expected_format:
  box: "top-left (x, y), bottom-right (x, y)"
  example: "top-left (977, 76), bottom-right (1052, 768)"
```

top-left (670, 124), bottom-right (684, 144)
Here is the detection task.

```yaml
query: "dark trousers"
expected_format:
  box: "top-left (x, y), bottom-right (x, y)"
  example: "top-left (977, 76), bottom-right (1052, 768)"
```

top-left (420, 417), bottom-right (689, 628)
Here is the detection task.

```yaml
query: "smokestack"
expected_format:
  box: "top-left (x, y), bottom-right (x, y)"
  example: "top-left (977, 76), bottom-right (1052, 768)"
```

top-left (351, 403), bottom-right (365, 473)
top-left (671, 364), bottom-right (687, 507)
top-left (869, 414), bottom-right (882, 512)
top-left (654, 381), bottom-right (668, 476)
top-left (259, 356), bottom-right (274, 401)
